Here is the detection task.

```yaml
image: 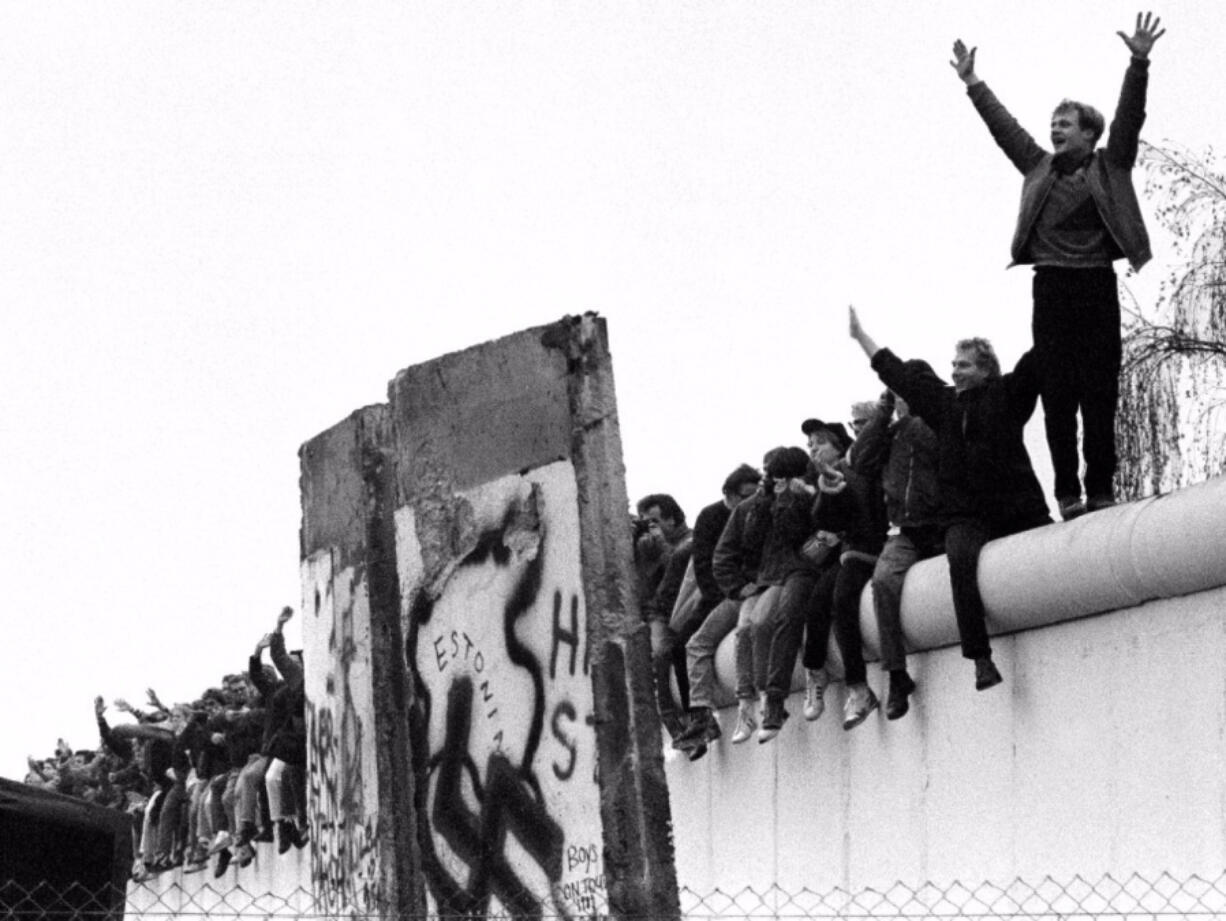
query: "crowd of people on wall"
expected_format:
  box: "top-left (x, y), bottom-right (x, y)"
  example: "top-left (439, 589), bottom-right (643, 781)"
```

top-left (23, 608), bottom-right (308, 881)
top-left (635, 13), bottom-right (1166, 761)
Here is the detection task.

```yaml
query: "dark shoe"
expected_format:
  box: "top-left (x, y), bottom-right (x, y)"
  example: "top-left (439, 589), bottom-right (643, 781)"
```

top-left (885, 672), bottom-right (916, 721)
top-left (1087, 494), bottom-right (1116, 512)
top-left (674, 708), bottom-right (721, 748)
top-left (1058, 496), bottom-right (1086, 521)
top-left (212, 848), bottom-right (232, 879)
top-left (253, 823), bottom-right (274, 843)
top-left (235, 842), bottom-right (256, 868)
top-left (757, 697), bottom-right (788, 743)
top-left (277, 820), bottom-right (296, 855)
top-left (659, 709), bottom-right (686, 742)
top-left (292, 823), bottom-right (309, 850)
top-left (975, 657), bottom-right (1003, 691)
top-left (685, 741), bottom-right (709, 762)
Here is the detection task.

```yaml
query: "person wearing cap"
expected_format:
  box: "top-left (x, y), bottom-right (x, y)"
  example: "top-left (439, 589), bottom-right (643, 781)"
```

top-left (803, 420), bottom-right (889, 729)
top-left (851, 383), bottom-right (942, 720)
top-left (950, 14), bottom-right (1165, 520)
top-left (848, 306), bottom-right (1051, 692)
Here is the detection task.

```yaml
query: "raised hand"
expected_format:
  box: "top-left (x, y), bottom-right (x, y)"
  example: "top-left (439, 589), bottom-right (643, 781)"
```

top-left (94, 696), bottom-right (106, 717)
top-left (276, 606), bottom-right (294, 631)
top-left (950, 39), bottom-right (980, 85)
top-left (1117, 11), bottom-right (1165, 58)
top-left (113, 697), bottom-right (133, 714)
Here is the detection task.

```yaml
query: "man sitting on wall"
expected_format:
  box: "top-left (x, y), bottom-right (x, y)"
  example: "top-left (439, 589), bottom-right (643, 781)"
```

top-left (848, 306), bottom-right (1051, 691)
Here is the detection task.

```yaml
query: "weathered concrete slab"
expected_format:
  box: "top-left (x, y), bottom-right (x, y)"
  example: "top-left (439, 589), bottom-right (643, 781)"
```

top-left (389, 315), bottom-right (678, 921)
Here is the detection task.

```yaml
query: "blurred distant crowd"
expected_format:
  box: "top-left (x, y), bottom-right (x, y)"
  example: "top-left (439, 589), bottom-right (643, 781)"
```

top-left (23, 607), bottom-right (307, 881)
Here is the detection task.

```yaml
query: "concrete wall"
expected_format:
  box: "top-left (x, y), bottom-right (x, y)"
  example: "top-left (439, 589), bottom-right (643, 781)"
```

top-left (666, 477), bottom-right (1226, 897)
top-left (388, 316), bottom-right (678, 920)
top-left (285, 315), bottom-right (677, 920)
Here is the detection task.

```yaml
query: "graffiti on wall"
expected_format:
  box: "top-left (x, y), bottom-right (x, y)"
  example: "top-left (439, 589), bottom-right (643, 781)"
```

top-left (400, 461), bottom-right (605, 921)
top-left (303, 551), bottom-right (383, 918)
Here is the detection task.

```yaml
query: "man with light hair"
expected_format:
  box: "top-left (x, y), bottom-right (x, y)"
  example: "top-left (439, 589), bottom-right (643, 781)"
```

top-left (849, 307), bottom-right (1051, 692)
top-left (950, 13), bottom-right (1166, 520)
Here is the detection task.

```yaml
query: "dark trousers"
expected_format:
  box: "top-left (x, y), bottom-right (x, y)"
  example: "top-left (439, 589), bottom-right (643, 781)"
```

top-left (1032, 266), bottom-right (1122, 501)
top-left (802, 557), bottom-right (874, 686)
top-left (944, 514), bottom-right (1049, 660)
top-left (651, 595), bottom-right (717, 718)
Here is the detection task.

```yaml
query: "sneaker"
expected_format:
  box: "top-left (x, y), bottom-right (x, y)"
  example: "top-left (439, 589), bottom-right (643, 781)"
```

top-left (803, 668), bottom-right (829, 721)
top-left (207, 830), bottom-right (233, 856)
top-left (885, 671), bottom-right (916, 721)
top-left (212, 848), bottom-right (232, 879)
top-left (730, 699), bottom-right (757, 744)
top-left (757, 697), bottom-right (789, 743)
top-left (842, 684), bottom-right (880, 730)
top-left (975, 657), bottom-right (1003, 690)
top-left (1087, 494), bottom-right (1116, 512)
top-left (1058, 496), bottom-right (1086, 521)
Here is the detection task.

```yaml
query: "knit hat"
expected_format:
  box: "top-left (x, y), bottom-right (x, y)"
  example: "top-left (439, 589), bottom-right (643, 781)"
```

top-left (764, 446), bottom-right (811, 480)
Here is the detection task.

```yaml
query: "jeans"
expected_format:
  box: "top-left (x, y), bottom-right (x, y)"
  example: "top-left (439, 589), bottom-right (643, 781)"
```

top-left (764, 570), bottom-right (819, 700)
top-left (155, 778), bottom-right (188, 858)
top-left (1032, 267), bottom-right (1122, 501)
top-left (872, 527), bottom-right (944, 672)
top-left (945, 514), bottom-right (1050, 659)
top-left (236, 755), bottom-right (270, 832)
top-left (266, 758), bottom-right (305, 824)
top-left (685, 598), bottom-right (741, 710)
top-left (734, 586), bottom-right (780, 700)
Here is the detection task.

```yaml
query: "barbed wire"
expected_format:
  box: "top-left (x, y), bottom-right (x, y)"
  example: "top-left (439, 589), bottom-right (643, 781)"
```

top-left (5, 870), bottom-right (1226, 920)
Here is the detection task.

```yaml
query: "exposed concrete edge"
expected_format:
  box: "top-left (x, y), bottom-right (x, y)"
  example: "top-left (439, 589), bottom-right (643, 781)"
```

top-left (542, 314), bottom-right (682, 921)
top-left (299, 406), bottom-right (425, 919)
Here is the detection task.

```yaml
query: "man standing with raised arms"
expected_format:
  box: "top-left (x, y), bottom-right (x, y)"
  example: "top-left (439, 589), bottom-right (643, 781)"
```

top-left (951, 13), bottom-right (1165, 520)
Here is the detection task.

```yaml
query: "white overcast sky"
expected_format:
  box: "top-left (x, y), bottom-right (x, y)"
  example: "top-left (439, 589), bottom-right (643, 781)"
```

top-left (1, 3), bottom-right (1219, 778)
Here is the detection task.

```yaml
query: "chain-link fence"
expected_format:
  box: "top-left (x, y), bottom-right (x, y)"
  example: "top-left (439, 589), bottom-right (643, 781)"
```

top-left (6, 872), bottom-right (1226, 920)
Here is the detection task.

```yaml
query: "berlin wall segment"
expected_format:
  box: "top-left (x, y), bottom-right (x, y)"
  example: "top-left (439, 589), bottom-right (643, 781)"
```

top-left (299, 406), bottom-right (423, 921)
top-left (389, 315), bottom-right (680, 921)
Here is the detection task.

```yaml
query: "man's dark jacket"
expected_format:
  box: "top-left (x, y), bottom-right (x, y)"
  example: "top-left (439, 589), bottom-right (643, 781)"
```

top-left (872, 348), bottom-right (1048, 526)
top-left (967, 57), bottom-right (1152, 271)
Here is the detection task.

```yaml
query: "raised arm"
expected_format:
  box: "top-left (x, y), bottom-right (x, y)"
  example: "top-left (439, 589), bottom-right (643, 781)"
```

top-left (953, 38), bottom-right (1046, 174)
top-left (949, 39), bottom-right (981, 87)
top-left (848, 306), bottom-right (880, 361)
top-left (271, 607), bottom-right (304, 686)
top-left (1117, 11), bottom-right (1165, 58)
top-left (1106, 12), bottom-right (1163, 166)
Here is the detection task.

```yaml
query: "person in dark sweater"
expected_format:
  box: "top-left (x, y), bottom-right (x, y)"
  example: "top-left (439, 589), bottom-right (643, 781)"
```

top-left (950, 13), bottom-right (1165, 518)
top-left (805, 421), bottom-right (888, 730)
top-left (672, 463), bottom-right (762, 759)
top-left (850, 306), bottom-right (1052, 691)
top-left (851, 382), bottom-right (943, 720)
